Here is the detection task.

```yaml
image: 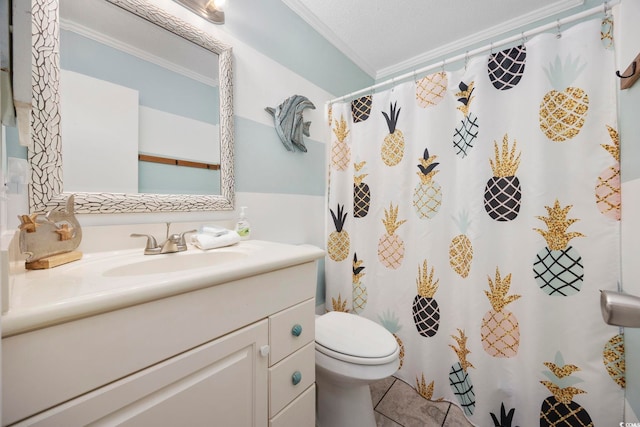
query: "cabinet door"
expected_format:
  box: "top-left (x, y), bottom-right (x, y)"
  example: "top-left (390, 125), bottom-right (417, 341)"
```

top-left (16, 320), bottom-right (269, 427)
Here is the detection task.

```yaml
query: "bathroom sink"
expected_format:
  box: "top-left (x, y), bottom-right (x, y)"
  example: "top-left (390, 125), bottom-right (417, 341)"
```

top-left (103, 250), bottom-right (248, 277)
top-left (4, 240), bottom-right (324, 337)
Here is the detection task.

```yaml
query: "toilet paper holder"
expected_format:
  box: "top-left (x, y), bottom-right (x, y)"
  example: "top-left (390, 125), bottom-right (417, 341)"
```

top-left (600, 290), bottom-right (640, 327)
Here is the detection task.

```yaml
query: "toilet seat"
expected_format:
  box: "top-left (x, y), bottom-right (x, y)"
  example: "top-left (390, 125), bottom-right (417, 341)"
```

top-left (315, 311), bottom-right (399, 365)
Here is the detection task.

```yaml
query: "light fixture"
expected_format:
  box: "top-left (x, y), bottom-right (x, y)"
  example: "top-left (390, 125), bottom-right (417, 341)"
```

top-left (173, 0), bottom-right (226, 25)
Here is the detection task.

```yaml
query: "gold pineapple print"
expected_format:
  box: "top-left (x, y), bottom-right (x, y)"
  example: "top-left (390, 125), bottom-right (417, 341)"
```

top-left (352, 253), bottom-right (367, 314)
top-left (601, 16), bottom-right (614, 50)
top-left (603, 334), bottom-right (625, 388)
top-left (595, 125), bottom-right (621, 220)
top-left (449, 329), bottom-right (475, 416)
top-left (488, 45), bottom-right (527, 90)
top-left (416, 71), bottom-right (448, 108)
top-left (416, 373), bottom-right (443, 401)
top-left (329, 294), bottom-right (349, 313)
top-left (331, 115), bottom-right (351, 170)
top-left (377, 202), bottom-right (407, 269)
top-left (449, 210), bottom-right (473, 278)
top-left (539, 55), bottom-right (589, 142)
top-left (381, 102), bottom-right (404, 166)
top-left (413, 147), bottom-right (441, 219)
top-left (378, 310), bottom-right (405, 369)
top-left (351, 95), bottom-right (372, 123)
top-left (354, 161), bottom-right (371, 218)
top-left (328, 204), bottom-right (349, 262)
top-left (453, 81), bottom-right (479, 158)
top-left (533, 200), bottom-right (585, 296)
top-left (540, 352), bottom-right (593, 426)
top-left (481, 267), bottom-right (521, 358)
top-left (484, 135), bottom-right (522, 221)
top-left (412, 260), bottom-right (440, 337)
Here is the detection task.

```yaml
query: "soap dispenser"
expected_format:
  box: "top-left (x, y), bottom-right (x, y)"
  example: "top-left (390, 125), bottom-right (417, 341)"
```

top-left (235, 206), bottom-right (251, 240)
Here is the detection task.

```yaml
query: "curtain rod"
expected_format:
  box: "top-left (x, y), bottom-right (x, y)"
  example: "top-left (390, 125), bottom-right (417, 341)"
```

top-left (327, 0), bottom-right (620, 105)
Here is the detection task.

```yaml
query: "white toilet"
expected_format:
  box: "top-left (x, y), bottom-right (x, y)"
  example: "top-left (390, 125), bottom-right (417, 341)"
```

top-left (315, 311), bottom-right (400, 427)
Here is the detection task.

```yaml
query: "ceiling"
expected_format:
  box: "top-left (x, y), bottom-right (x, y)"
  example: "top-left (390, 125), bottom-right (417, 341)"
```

top-left (282, 0), bottom-right (596, 79)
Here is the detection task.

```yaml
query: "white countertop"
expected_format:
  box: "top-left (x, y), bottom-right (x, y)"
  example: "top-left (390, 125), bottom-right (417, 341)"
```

top-left (3, 240), bottom-right (324, 337)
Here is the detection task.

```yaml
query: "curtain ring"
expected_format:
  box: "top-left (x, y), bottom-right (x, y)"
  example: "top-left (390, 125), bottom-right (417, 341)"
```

top-left (490, 42), bottom-right (494, 55)
top-left (441, 59), bottom-right (446, 74)
top-left (556, 20), bottom-right (562, 39)
top-left (464, 51), bottom-right (469, 71)
top-left (521, 31), bottom-right (527, 46)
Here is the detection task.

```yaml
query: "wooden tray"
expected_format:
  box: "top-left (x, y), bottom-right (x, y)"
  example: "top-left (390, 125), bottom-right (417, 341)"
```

top-left (26, 251), bottom-right (83, 270)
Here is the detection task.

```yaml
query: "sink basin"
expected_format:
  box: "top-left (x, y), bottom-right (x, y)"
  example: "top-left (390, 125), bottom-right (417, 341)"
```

top-left (103, 250), bottom-right (248, 277)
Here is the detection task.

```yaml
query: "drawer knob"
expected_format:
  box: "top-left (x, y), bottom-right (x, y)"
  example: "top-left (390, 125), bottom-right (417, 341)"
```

top-left (259, 345), bottom-right (270, 357)
top-left (291, 324), bottom-right (303, 337)
top-left (292, 371), bottom-right (302, 385)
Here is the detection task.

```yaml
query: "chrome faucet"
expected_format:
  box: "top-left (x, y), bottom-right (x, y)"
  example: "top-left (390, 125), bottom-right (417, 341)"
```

top-left (131, 223), bottom-right (196, 255)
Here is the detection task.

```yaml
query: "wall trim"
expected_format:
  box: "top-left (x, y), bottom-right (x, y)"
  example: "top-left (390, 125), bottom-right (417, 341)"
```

top-left (281, 0), bottom-right (377, 78)
top-left (376, 0), bottom-right (584, 79)
top-left (60, 19), bottom-right (218, 87)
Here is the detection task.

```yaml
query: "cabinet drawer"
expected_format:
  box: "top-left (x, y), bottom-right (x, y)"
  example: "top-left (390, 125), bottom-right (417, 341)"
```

top-left (269, 384), bottom-right (315, 427)
top-left (269, 298), bottom-right (315, 365)
top-left (269, 342), bottom-right (315, 417)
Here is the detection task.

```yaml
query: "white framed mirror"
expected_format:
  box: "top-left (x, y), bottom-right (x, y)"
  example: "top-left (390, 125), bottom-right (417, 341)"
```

top-left (29, 0), bottom-right (234, 214)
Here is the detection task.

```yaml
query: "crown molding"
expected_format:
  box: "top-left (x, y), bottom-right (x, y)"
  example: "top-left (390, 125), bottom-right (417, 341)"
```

top-left (376, 0), bottom-right (584, 79)
top-left (281, 0), bottom-right (378, 78)
top-left (60, 19), bottom-right (219, 87)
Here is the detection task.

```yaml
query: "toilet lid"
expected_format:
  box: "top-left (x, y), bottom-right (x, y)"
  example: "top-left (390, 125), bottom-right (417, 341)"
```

top-left (316, 312), bottom-right (399, 363)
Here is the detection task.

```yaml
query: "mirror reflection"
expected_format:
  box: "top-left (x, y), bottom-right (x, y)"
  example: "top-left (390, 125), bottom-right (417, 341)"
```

top-left (59, 0), bottom-right (221, 195)
top-left (29, 0), bottom-right (233, 214)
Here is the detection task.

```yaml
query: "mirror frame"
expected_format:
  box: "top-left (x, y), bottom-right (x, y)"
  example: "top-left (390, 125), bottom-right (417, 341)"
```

top-left (29, 0), bottom-right (234, 214)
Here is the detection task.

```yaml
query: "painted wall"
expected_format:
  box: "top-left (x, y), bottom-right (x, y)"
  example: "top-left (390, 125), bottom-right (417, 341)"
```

top-left (616, 0), bottom-right (640, 420)
top-left (1, 0), bottom-right (373, 306)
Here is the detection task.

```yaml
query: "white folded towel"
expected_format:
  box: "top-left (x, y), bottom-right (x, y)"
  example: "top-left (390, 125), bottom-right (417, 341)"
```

top-left (199, 225), bottom-right (230, 237)
top-left (191, 230), bottom-right (241, 250)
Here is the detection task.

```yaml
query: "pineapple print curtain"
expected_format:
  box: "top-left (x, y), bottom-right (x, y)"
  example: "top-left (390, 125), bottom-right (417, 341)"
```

top-left (326, 17), bottom-right (623, 425)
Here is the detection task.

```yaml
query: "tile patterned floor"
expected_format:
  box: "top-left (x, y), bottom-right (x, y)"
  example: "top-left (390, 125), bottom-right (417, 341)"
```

top-left (371, 377), bottom-right (474, 427)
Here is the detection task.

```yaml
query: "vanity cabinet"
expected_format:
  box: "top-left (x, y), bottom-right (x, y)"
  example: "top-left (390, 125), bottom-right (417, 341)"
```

top-left (2, 258), bottom-right (319, 427)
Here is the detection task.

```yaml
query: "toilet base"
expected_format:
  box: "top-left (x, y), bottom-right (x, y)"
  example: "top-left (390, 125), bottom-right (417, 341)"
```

top-left (316, 369), bottom-right (376, 427)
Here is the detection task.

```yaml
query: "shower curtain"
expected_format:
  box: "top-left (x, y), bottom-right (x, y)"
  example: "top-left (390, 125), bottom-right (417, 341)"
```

top-left (325, 17), bottom-right (623, 425)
